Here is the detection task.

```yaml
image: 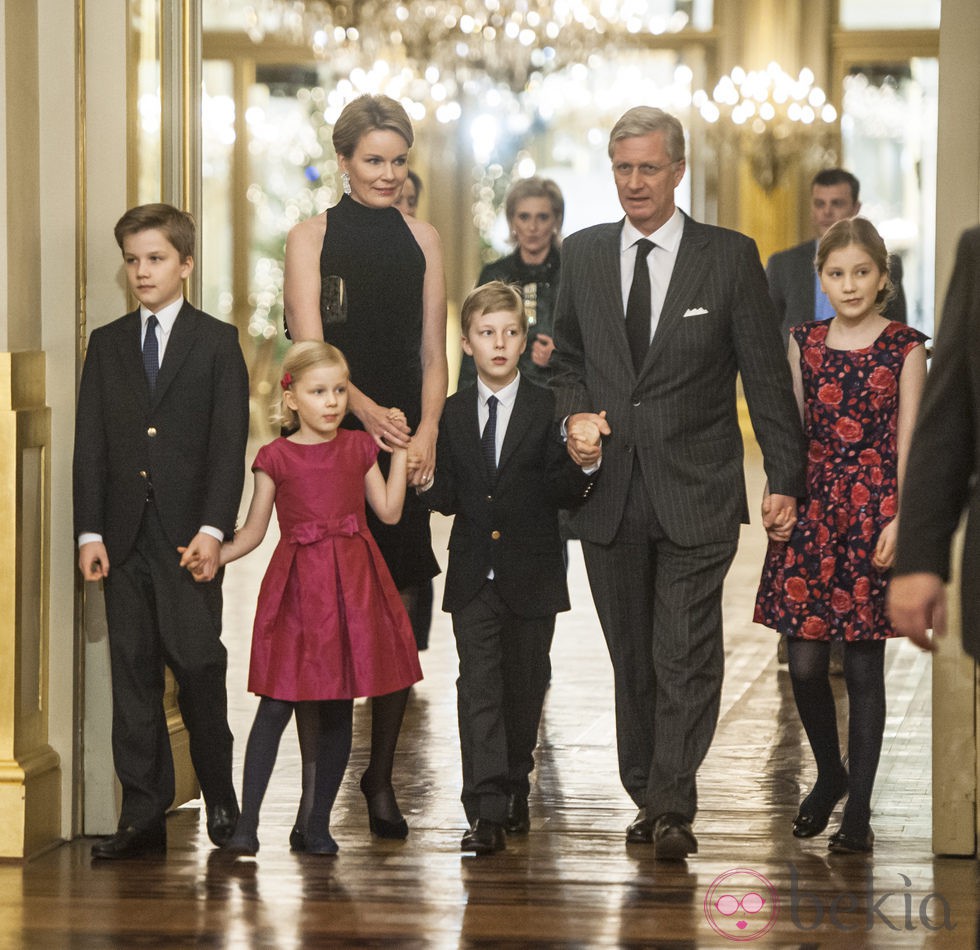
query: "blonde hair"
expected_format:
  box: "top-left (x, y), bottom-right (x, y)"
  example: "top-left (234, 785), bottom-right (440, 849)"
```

top-left (505, 177), bottom-right (565, 245)
top-left (276, 341), bottom-right (350, 429)
top-left (332, 95), bottom-right (414, 158)
top-left (460, 281), bottom-right (527, 337)
top-left (816, 217), bottom-right (894, 310)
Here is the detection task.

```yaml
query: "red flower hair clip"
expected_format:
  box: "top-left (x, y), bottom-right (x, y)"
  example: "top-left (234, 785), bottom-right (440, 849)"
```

top-left (280, 372), bottom-right (293, 390)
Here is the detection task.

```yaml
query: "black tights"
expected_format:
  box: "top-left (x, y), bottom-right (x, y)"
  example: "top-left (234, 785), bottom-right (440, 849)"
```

top-left (233, 697), bottom-right (352, 848)
top-left (788, 638), bottom-right (886, 835)
top-left (293, 586), bottom-right (417, 830)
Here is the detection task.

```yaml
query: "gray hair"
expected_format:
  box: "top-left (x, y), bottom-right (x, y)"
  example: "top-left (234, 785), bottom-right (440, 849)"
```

top-left (608, 107), bottom-right (686, 163)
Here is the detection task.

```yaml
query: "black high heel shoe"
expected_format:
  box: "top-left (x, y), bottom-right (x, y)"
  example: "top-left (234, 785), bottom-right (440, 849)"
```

top-left (289, 826), bottom-right (306, 852)
top-left (792, 775), bottom-right (849, 838)
top-left (360, 775), bottom-right (409, 840)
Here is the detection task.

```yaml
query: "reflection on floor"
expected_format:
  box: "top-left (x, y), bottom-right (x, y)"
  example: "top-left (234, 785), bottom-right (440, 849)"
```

top-left (7, 444), bottom-right (979, 947)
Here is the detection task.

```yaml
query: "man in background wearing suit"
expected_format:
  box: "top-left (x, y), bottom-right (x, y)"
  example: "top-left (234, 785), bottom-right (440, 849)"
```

top-left (552, 107), bottom-right (805, 858)
top-left (74, 204), bottom-right (250, 859)
top-left (890, 226), bottom-right (980, 657)
top-left (766, 167), bottom-right (908, 343)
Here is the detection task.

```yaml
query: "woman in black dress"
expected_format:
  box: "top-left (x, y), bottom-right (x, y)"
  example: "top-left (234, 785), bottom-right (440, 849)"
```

top-left (283, 95), bottom-right (448, 842)
top-left (458, 176), bottom-right (563, 389)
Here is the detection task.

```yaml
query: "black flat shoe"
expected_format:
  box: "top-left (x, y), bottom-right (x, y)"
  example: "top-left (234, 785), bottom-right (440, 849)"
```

top-left (792, 776), bottom-right (848, 839)
top-left (289, 826), bottom-right (306, 852)
top-left (222, 832), bottom-right (259, 856)
top-left (828, 826), bottom-right (874, 854)
top-left (360, 775), bottom-right (409, 840)
top-left (306, 833), bottom-right (339, 855)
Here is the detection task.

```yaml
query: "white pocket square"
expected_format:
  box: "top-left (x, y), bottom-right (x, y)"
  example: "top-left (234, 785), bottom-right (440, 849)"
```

top-left (683, 307), bottom-right (710, 317)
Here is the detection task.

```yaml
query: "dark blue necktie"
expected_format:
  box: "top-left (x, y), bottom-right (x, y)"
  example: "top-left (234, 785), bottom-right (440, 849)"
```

top-left (482, 394), bottom-right (498, 483)
top-left (626, 238), bottom-right (654, 372)
top-left (143, 314), bottom-right (159, 392)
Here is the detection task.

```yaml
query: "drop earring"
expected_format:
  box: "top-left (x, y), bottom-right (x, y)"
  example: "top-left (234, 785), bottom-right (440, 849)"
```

top-left (342, 172), bottom-right (351, 195)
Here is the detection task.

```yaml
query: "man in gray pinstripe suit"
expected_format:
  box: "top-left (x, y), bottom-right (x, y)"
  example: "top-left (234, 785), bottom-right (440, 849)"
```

top-left (552, 107), bottom-right (806, 858)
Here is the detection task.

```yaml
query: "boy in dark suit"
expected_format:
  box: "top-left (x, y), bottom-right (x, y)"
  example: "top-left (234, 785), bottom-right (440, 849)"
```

top-left (420, 281), bottom-right (600, 854)
top-left (74, 204), bottom-right (250, 859)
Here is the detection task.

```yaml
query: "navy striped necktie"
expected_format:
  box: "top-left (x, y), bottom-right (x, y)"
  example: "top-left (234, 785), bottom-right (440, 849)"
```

top-left (143, 314), bottom-right (159, 392)
top-left (482, 394), bottom-right (498, 483)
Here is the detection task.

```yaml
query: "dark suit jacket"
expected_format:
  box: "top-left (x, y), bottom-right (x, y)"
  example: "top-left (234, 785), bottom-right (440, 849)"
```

top-left (895, 226), bottom-right (980, 659)
top-left (422, 378), bottom-right (596, 618)
top-left (551, 212), bottom-right (806, 548)
top-left (766, 238), bottom-right (907, 342)
top-left (73, 302), bottom-right (250, 564)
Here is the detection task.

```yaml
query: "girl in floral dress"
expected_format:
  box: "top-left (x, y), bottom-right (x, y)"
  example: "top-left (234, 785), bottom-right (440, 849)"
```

top-left (755, 218), bottom-right (927, 853)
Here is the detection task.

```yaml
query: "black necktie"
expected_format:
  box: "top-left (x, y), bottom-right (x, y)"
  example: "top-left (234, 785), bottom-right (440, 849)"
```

top-left (482, 394), bottom-right (498, 484)
top-left (626, 238), bottom-right (654, 373)
top-left (143, 314), bottom-right (160, 392)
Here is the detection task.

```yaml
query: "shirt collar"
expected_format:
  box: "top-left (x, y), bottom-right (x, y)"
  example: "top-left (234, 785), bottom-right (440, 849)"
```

top-left (621, 208), bottom-right (684, 254)
top-left (141, 297), bottom-right (184, 334)
top-left (476, 372), bottom-right (521, 409)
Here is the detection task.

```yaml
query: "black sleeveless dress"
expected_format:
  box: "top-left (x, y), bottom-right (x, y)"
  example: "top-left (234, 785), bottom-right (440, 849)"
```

top-left (319, 194), bottom-right (439, 588)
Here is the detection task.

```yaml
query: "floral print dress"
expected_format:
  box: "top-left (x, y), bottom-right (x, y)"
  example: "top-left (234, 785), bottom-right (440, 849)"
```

top-left (754, 321), bottom-right (927, 641)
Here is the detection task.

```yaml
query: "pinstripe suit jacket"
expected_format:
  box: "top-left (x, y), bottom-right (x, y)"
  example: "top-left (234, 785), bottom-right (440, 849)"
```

top-left (551, 212), bottom-right (806, 548)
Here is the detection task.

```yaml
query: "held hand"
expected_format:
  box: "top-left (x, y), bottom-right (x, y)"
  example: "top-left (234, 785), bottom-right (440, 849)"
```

top-left (531, 333), bottom-right (556, 368)
top-left (179, 533), bottom-right (222, 582)
top-left (567, 411), bottom-right (610, 467)
top-left (407, 422), bottom-right (437, 487)
top-left (872, 520), bottom-right (898, 572)
top-left (79, 541), bottom-right (110, 581)
top-left (888, 572), bottom-right (946, 652)
top-left (177, 546), bottom-right (209, 582)
top-left (357, 400), bottom-right (412, 452)
top-left (762, 493), bottom-right (797, 542)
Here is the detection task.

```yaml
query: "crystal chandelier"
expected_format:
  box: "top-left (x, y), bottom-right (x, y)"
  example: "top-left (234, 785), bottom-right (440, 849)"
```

top-left (693, 62), bottom-right (839, 191)
top-left (244, 1), bottom-right (698, 99)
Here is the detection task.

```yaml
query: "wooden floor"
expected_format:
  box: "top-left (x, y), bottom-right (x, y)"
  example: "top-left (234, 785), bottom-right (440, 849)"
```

top-left (5, 443), bottom-right (979, 948)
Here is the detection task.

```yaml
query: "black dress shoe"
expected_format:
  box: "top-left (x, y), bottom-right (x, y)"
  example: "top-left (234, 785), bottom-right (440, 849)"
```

top-left (828, 826), bottom-right (874, 854)
top-left (792, 775), bottom-right (848, 839)
top-left (91, 825), bottom-right (166, 860)
top-left (206, 802), bottom-right (240, 848)
top-left (460, 819), bottom-right (505, 855)
top-left (625, 808), bottom-right (655, 844)
top-left (504, 793), bottom-right (530, 835)
top-left (652, 813), bottom-right (698, 860)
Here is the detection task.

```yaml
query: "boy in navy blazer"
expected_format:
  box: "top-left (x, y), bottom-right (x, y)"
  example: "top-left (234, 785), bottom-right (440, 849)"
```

top-left (420, 281), bottom-right (600, 854)
top-left (74, 204), bottom-right (249, 859)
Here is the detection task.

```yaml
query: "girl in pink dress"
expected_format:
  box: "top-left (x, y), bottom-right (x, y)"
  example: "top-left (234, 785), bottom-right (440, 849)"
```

top-left (755, 218), bottom-right (926, 853)
top-left (204, 341), bottom-right (422, 855)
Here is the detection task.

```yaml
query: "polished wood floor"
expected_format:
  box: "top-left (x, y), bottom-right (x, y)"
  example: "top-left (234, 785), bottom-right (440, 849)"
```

top-left (5, 443), bottom-right (978, 948)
